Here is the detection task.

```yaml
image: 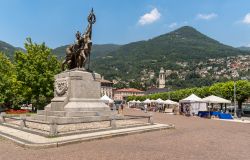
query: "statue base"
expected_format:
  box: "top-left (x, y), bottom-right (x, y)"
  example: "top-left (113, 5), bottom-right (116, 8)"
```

top-left (32, 69), bottom-right (113, 123)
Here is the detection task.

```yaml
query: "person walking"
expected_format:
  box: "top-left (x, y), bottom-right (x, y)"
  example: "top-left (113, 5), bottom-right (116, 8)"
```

top-left (144, 104), bottom-right (147, 113)
top-left (120, 103), bottom-right (124, 115)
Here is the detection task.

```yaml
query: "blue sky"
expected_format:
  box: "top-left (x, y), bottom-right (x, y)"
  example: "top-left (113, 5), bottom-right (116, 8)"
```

top-left (1, 0), bottom-right (250, 48)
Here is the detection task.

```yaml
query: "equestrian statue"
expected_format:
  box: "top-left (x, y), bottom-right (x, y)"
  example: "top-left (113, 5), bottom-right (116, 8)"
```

top-left (62, 8), bottom-right (96, 71)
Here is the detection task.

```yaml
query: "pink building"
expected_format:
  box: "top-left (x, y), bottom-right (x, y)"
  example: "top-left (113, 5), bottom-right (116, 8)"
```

top-left (113, 88), bottom-right (144, 100)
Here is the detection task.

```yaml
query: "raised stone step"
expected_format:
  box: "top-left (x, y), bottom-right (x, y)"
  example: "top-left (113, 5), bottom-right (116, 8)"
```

top-left (31, 115), bottom-right (58, 122)
top-left (32, 115), bottom-right (111, 123)
top-left (66, 111), bottom-right (111, 117)
top-left (64, 106), bottom-right (111, 112)
top-left (66, 111), bottom-right (98, 117)
top-left (55, 115), bottom-right (111, 123)
top-left (37, 110), bottom-right (66, 117)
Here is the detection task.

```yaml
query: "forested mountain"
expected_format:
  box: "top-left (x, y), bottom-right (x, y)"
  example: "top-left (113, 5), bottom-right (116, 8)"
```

top-left (1, 26), bottom-right (249, 89)
top-left (90, 26), bottom-right (249, 81)
top-left (53, 44), bottom-right (121, 59)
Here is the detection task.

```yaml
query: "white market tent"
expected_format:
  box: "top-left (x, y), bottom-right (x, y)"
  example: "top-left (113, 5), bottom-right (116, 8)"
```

top-left (128, 100), bottom-right (137, 108)
top-left (130, 100), bottom-right (137, 103)
top-left (150, 99), bottom-right (157, 103)
top-left (179, 94), bottom-right (207, 115)
top-left (143, 99), bottom-right (151, 103)
top-left (179, 94), bottom-right (203, 103)
top-left (100, 95), bottom-right (114, 103)
top-left (164, 99), bottom-right (179, 113)
top-left (136, 100), bottom-right (141, 103)
top-left (202, 95), bottom-right (231, 104)
top-left (164, 99), bottom-right (179, 105)
top-left (156, 98), bottom-right (165, 104)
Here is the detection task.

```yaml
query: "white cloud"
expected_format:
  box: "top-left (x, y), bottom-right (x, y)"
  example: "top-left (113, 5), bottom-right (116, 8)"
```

top-left (242, 13), bottom-right (250, 24)
top-left (168, 22), bottom-right (177, 28)
top-left (196, 13), bottom-right (217, 20)
top-left (246, 44), bottom-right (250, 47)
top-left (138, 8), bottom-right (161, 25)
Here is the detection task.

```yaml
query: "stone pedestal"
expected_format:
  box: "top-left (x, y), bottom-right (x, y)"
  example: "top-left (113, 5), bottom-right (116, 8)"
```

top-left (32, 69), bottom-right (112, 123)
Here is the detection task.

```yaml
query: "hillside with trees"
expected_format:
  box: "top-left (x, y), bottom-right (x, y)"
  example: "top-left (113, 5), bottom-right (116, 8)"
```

top-left (52, 44), bottom-right (121, 59)
top-left (0, 40), bottom-right (24, 59)
top-left (90, 26), bottom-right (249, 88)
top-left (1, 26), bottom-right (249, 90)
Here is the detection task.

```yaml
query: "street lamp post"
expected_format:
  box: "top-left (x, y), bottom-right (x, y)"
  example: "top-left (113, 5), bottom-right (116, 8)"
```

top-left (232, 71), bottom-right (238, 118)
top-left (234, 80), bottom-right (237, 118)
top-left (168, 87), bottom-right (170, 99)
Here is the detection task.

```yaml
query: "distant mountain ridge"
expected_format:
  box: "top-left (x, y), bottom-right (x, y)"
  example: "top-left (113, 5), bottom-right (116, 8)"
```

top-left (90, 26), bottom-right (249, 81)
top-left (1, 26), bottom-right (249, 89)
top-left (0, 40), bottom-right (121, 60)
top-left (53, 44), bottom-right (121, 59)
top-left (238, 46), bottom-right (250, 51)
top-left (0, 40), bottom-right (24, 58)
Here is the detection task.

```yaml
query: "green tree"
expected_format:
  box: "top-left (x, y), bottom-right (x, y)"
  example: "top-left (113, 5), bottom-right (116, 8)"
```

top-left (14, 38), bottom-right (60, 111)
top-left (235, 80), bottom-right (250, 109)
top-left (129, 81), bottom-right (145, 90)
top-left (128, 80), bottom-right (250, 111)
top-left (113, 82), bottom-right (127, 89)
top-left (0, 52), bottom-right (14, 103)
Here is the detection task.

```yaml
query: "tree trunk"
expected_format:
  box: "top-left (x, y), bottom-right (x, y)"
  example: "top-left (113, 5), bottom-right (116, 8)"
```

top-left (238, 101), bottom-right (242, 110)
top-left (238, 101), bottom-right (243, 117)
top-left (34, 95), bottom-right (40, 112)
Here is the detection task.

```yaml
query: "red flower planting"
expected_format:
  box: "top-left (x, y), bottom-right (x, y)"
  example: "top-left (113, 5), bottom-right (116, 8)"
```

top-left (6, 109), bottom-right (29, 114)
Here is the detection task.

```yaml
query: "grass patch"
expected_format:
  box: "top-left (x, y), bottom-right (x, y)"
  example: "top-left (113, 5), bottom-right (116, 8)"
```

top-left (0, 137), bottom-right (4, 141)
top-left (5, 113), bottom-right (36, 117)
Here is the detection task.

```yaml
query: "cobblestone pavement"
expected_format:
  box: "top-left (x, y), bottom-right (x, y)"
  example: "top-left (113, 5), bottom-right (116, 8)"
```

top-left (0, 108), bottom-right (249, 160)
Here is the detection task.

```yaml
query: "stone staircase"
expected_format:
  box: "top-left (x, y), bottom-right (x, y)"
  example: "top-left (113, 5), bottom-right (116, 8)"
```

top-left (32, 107), bottom-right (113, 123)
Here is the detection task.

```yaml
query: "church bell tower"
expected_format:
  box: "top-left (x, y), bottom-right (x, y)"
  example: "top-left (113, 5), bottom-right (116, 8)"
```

top-left (159, 67), bottom-right (165, 88)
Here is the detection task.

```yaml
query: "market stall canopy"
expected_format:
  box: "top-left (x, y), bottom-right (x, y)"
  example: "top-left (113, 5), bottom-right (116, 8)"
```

top-left (202, 95), bottom-right (231, 104)
top-left (156, 98), bottom-right (165, 104)
top-left (150, 99), bottom-right (157, 103)
top-left (143, 99), bottom-right (151, 103)
top-left (179, 94), bottom-right (202, 103)
top-left (136, 100), bottom-right (141, 103)
top-left (100, 95), bottom-right (114, 103)
top-left (164, 99), bottom-right (179, 105)
top-left (129, 100), bottom-right (137, 103)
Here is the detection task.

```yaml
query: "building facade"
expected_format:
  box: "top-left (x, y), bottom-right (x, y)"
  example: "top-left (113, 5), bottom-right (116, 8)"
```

top-left (113, 88), bottom-right (144, 101)
top-left (97, 77), bottom-right (113, 98)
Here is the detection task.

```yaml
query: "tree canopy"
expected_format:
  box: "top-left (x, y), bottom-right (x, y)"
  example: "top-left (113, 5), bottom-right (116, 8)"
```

top-left (14, 38), bottom-right (60, 110)
top-left (0, 38), bottom-right (60, 110)
top-left (128, 80), bottom-right (250, 109)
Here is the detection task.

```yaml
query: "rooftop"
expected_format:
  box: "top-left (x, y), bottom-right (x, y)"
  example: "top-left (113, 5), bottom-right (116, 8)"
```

top-left (115, 88), bottom-right (144, 93)
top-left (144, 88), bottom-right (169, 95)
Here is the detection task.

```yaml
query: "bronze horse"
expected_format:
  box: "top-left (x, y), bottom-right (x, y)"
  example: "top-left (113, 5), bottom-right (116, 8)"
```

top-left (61, 9), bottom-right (95, 71)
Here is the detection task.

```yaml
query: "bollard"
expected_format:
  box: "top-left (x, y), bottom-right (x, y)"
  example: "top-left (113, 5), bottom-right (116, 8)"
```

top-left (0, 112), bottom-right (6, 123)
top-left (148, 115), bottom-right (154, 125)
top-left (110, 115), bottom-right (116, 129)
top-left (20, 115), bottom-right (27, 129)
top-left (49, 120), bottom-right (58, 136)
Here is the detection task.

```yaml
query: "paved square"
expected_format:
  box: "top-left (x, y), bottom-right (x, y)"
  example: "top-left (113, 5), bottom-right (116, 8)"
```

top-left (0, 108), bottom-right (249, 160)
